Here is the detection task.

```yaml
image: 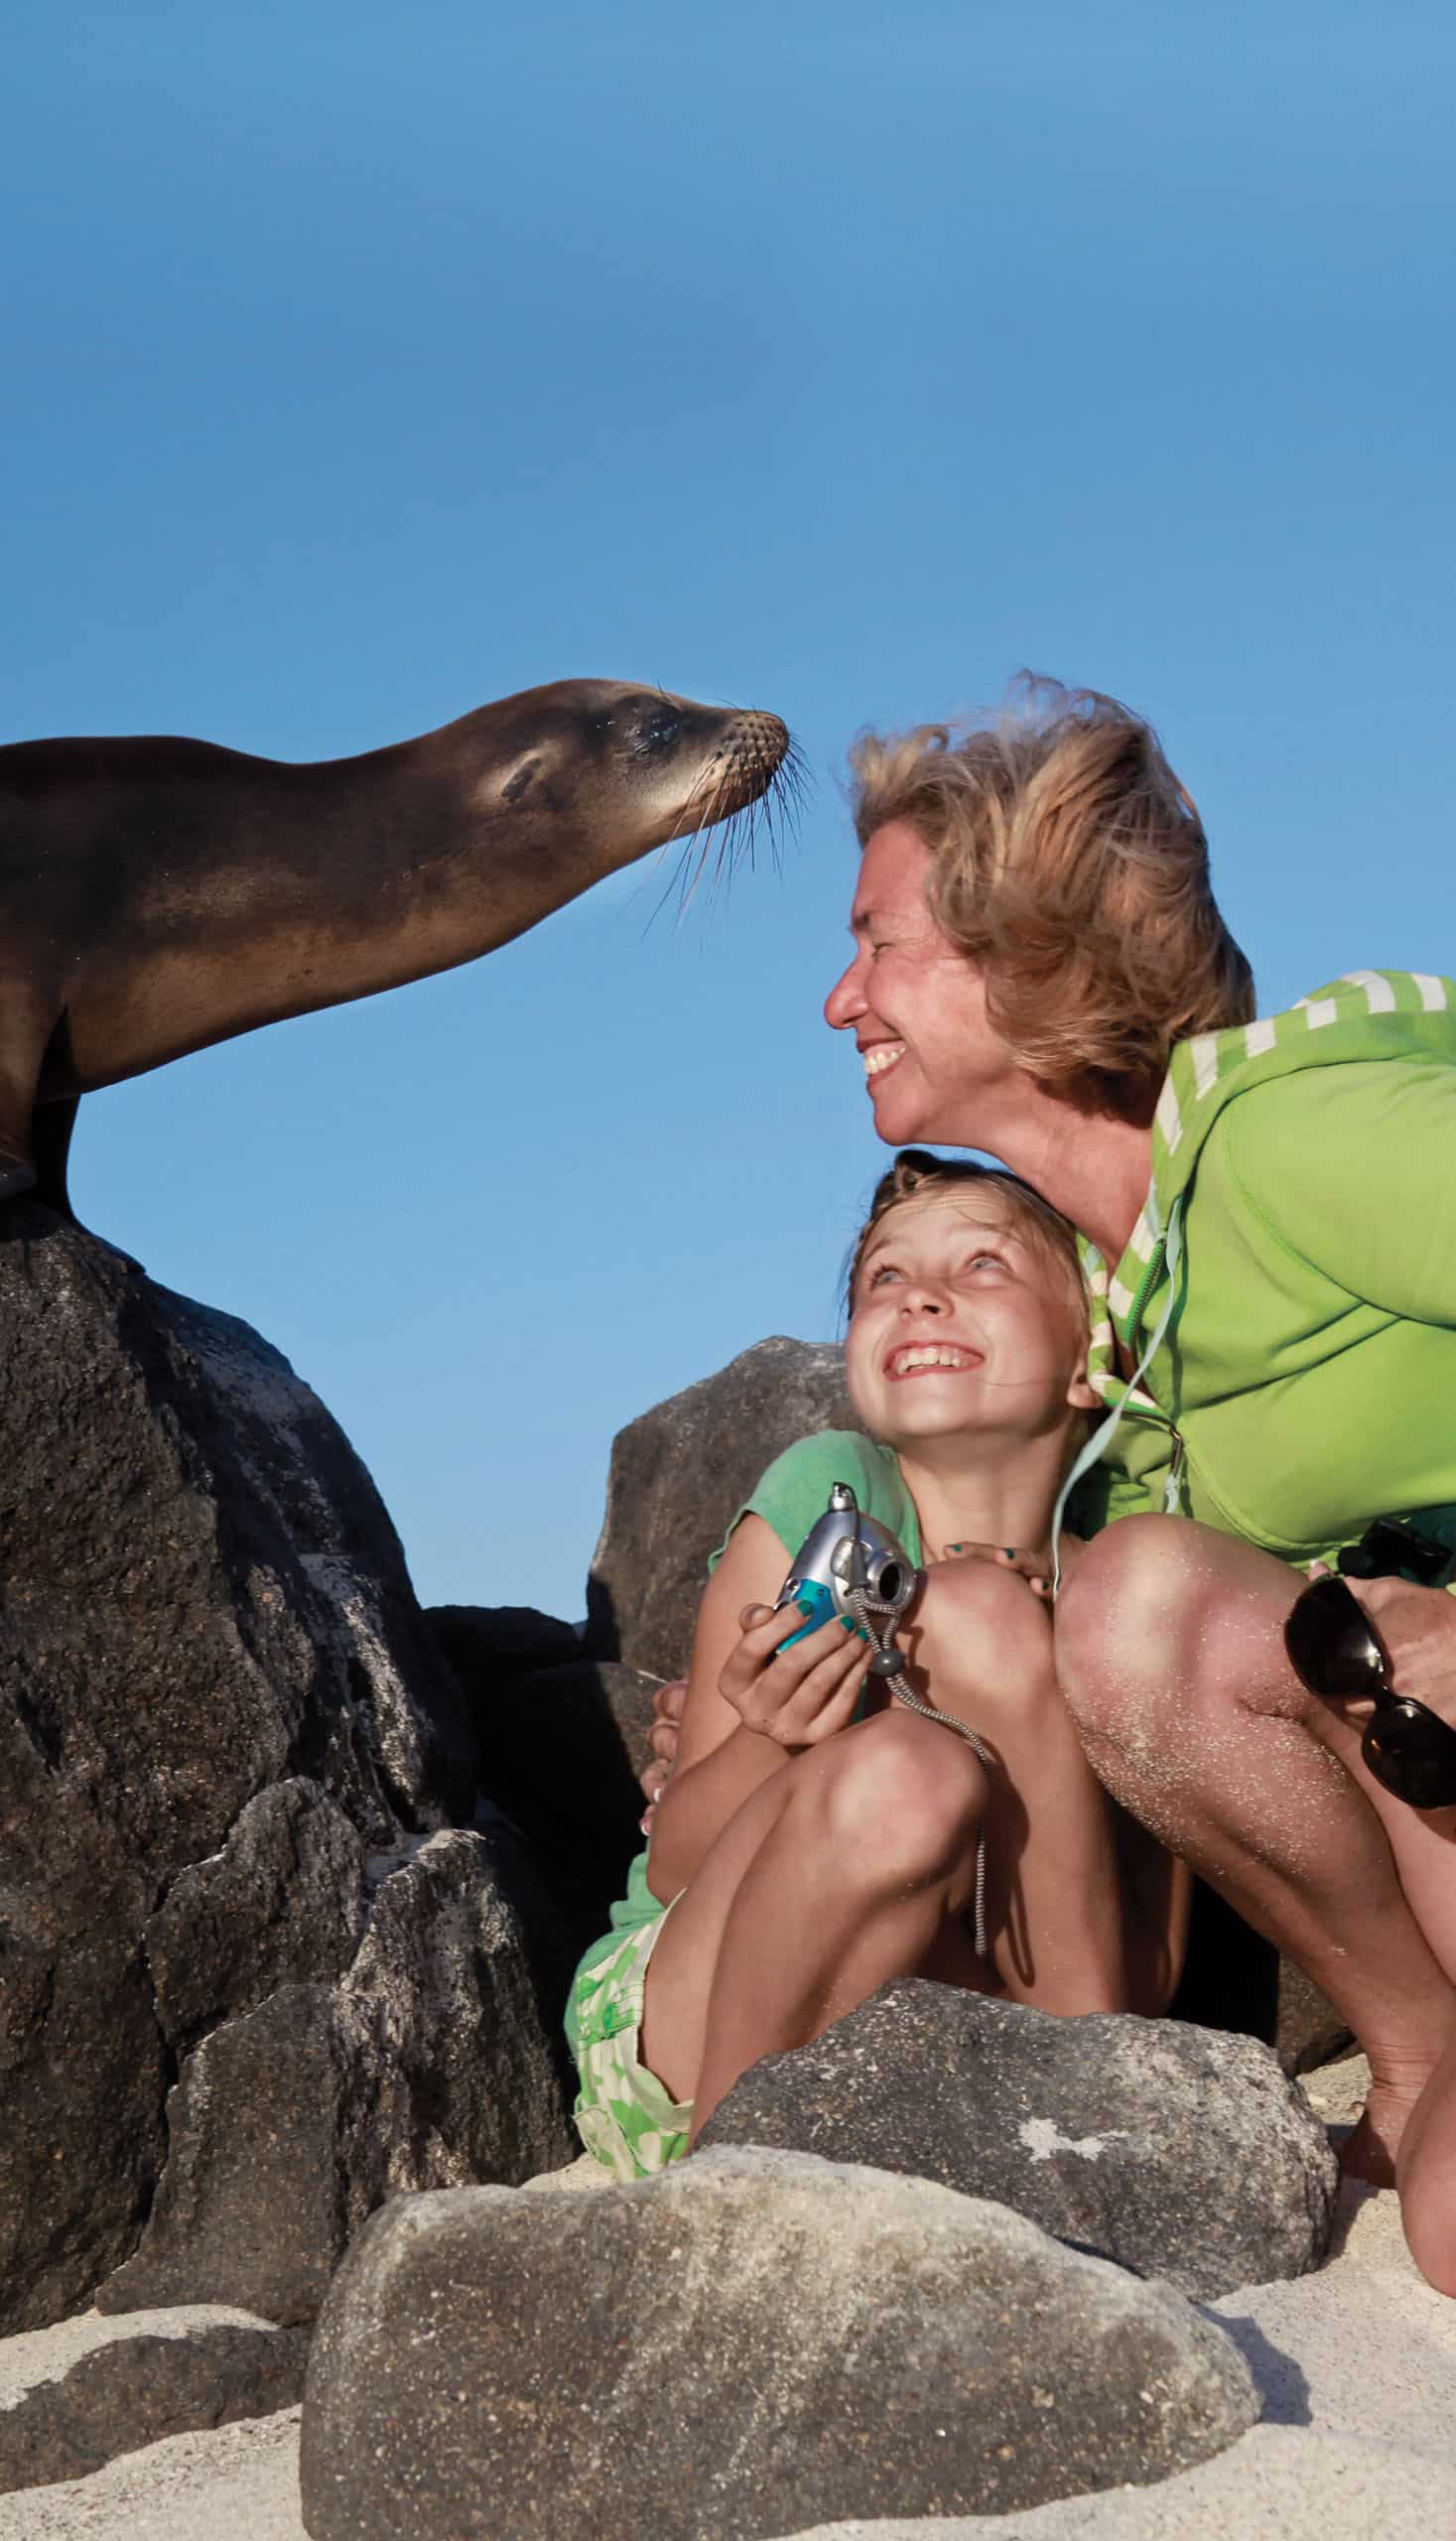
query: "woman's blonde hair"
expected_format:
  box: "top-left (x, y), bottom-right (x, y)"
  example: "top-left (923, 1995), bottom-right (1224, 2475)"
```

top-left (848, 677), bottom-right (1255, 1110)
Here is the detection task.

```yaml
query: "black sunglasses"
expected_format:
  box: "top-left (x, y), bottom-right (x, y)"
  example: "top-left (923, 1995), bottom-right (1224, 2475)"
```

top-left (1284, 1574), bottom-right (1456, 1811)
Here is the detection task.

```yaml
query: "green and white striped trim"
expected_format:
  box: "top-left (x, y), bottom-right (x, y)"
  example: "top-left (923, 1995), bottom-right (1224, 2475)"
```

top-left (1094, 970), bottom-right (1454, 1345)
top-left (1076, 1239), bottom-right (1163, 1415)
top-left (1153, 971), bottom-right (1450, 1175)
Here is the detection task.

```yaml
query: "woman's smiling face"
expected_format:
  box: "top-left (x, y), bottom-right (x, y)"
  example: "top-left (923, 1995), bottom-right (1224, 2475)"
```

top-left (823, 820), bottom-right (1016, 1148)
top-left (845, 1187), bottom-right (1096, 1452)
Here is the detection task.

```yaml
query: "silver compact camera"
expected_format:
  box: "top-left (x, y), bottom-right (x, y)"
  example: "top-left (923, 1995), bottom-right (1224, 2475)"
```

top-left (773, 1481), bottom-right (920, 1649)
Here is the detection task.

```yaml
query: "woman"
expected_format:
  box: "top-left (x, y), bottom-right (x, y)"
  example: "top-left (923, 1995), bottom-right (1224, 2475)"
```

top-left (817, 680), bottom-right (1456, 2292)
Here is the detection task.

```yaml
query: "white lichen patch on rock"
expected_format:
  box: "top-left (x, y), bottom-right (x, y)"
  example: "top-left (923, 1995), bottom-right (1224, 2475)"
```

top-left (1018, 2116), bottom-right (1119, 2163)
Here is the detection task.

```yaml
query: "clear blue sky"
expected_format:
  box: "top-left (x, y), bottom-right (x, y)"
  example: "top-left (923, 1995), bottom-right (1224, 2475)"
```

top-left (6, 3), bottom-right (1453, 1621)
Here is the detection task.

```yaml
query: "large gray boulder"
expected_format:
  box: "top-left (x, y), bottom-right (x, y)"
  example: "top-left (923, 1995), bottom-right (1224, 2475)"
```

top-left (699, 1981), bottom-right (1337, 2300)
top-left (0, 1208), bottom-right (567, 2335)
top-left (299, 2149), bottom-right (1259, 2540)
top-left (585, 1334), bottom-right (856, 1677)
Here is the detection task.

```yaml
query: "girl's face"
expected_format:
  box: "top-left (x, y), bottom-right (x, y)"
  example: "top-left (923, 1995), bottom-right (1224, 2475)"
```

top-left (846, 1189), bottom-right (1097, 1453)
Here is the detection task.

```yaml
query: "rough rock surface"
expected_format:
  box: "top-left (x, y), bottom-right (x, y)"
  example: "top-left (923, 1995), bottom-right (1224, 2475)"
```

top-left (0, 1208), bottom-right (563, 2336)
top-left (585, 1334), bottom-right (857, 1677)
top-left (98, 1828), bottom-right (575, 2325)
top-left (1275, 1960), bottom-right (1354, 2077)
top-left (299, 2148), bottom-right (1259, 2540)
top-left (145, 1780), bottom-right (368, 2060)
top-left (699, 1982), bottom-right (1337, 2300)
top-left (0, 2306), bottom-right (308, 2494)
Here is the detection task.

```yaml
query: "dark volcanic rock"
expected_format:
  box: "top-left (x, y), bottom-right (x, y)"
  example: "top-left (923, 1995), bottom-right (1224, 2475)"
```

top-left (97, 1983), bottom-right (348, 2327)
top-left (426, 1601), bottom-right (583, 1698)
top-left (585, 1334), bottom-right (857, 1677)
top-left (146, 1779), bottom-right (368, 2057)
top-left (461, 1656), bottom-right (657, 1944)
top-left (428, 1596), bottom-right (660, 1944)
top-left (299, 2149), bottom-right (1259, 2540)
top-left (0, 2306), bottom-right (308, 2493)
top-left (98, 1829), bottom-right (575, 2325)
top-left (0, 1207), bottom-right (551, 2335)
top-left (699, 1981), bottom-right (1337, 2300)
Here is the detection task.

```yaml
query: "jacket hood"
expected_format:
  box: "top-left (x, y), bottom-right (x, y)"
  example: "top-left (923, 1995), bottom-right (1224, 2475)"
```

top-left (1053, 971), bottom-right (1456, 1562)
top-left (1101, 969), bottom-right (1456, 1352)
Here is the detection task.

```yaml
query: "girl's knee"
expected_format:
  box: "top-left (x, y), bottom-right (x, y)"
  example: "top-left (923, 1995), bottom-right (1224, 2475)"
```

top-left (913, 1559), bottom-right (1050, 1694)
top-left (798, 1713), bottom-right (988, 1889)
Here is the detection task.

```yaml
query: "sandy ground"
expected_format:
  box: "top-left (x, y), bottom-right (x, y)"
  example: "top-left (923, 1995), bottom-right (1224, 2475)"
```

top-left (5, 2055), bottom-right (1455, 2541)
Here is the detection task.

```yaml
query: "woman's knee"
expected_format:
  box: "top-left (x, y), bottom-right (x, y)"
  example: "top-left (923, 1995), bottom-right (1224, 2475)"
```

top-left (794, 1713), bottom-right (988, 1890)
top-left (1056, 1516), bottom-right (1305, 1746)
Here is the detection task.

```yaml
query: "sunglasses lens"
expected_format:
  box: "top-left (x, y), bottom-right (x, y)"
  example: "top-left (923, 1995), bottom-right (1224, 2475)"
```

top-left (1363, 1703), bottom-right (1456, 1811)
top-left (1284, 1576), bottom-right (1388, 1700)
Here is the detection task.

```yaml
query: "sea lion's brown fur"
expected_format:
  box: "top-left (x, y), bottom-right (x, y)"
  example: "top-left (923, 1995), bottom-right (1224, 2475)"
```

top-left (0, 679), bottom-right (791, 1209)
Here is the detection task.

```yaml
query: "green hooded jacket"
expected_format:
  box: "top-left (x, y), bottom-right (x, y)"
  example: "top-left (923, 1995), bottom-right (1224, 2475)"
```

top-left (1071, 968), bottom-right (1456, 1573)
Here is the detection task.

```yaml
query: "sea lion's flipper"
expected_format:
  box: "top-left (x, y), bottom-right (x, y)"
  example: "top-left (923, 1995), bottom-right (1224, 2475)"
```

top-left (28, 1094), bottom-right (141, 1270)
top-left (32, 1098), bottom-right (77, 1216)
top-left (0, 1002), bottom-right (47, 1203)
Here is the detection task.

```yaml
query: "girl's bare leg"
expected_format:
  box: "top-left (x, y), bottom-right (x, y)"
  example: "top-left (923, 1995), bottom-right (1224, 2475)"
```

top-left (1055, 1517), bottom-right (1456, 2184)
top-left (640, 1708), bottom-right (989, 2141)
top-left (907, 1559), bottom-right (1187, 2014)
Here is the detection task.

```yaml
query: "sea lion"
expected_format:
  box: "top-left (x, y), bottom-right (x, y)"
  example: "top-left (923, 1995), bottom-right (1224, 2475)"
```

top-left (0, 679), bottom-right (793, 1212)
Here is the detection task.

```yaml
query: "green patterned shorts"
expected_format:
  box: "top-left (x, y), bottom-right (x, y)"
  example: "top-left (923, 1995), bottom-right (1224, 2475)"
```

top-left (571, 1897), bottom-right (694, 2182)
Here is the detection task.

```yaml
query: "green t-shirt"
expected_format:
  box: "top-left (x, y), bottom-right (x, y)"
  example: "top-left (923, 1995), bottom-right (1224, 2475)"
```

top-left (710, 1429), bottom-right (922, 1573)
top-left (564, 1432), bottom-right (913, 2059)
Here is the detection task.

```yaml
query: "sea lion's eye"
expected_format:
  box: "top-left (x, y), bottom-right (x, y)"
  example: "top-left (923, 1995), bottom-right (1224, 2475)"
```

top-left (637, 704), bottom-right (681, 752)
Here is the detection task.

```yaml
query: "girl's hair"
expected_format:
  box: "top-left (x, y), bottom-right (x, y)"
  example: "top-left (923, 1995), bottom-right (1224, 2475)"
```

top-left (848, 676), bottom-right (1255, 1113)
top-left (845, 1150), bottom-right (1086, 1320)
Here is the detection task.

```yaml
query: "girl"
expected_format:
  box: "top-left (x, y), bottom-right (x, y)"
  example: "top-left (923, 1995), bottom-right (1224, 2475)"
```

top-left (567, 1151), bottom-right (1188, 2180)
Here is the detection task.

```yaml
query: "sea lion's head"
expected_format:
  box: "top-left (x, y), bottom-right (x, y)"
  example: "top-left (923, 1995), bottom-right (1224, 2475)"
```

top-left (460, 679), bottom-right (799, 905)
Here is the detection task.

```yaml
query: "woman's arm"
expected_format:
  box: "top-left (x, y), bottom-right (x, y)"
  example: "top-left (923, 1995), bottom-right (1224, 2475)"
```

top-left (645, 1514), bottom-right (874, 1902)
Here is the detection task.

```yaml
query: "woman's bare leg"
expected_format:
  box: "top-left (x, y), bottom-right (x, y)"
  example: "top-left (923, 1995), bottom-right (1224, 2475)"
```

top-left (640, 1709), bottom-right (989, 2140)
top-left (906, 1559), bottom-right (1184, 2012)
top-left (1399, 2030), bottom-right (1456, 2294)
top-left (1056, 1517), bottom-right (1456, 2182)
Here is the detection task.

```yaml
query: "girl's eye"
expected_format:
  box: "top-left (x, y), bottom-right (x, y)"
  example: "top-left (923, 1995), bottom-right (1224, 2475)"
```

top-left (964, 1251), bottom-right (1005, 1273)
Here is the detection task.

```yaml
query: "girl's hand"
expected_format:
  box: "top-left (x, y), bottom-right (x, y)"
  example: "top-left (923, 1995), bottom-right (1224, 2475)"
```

top-left (638, 1677), bottom-right (688, 1834)
top-left (1343, 1576), bottom-right (1456, 1730)
top-left (943, 1541), bottom-right (1053, 1602)
top-left (718, 1600), bottom-right (875, 1749)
